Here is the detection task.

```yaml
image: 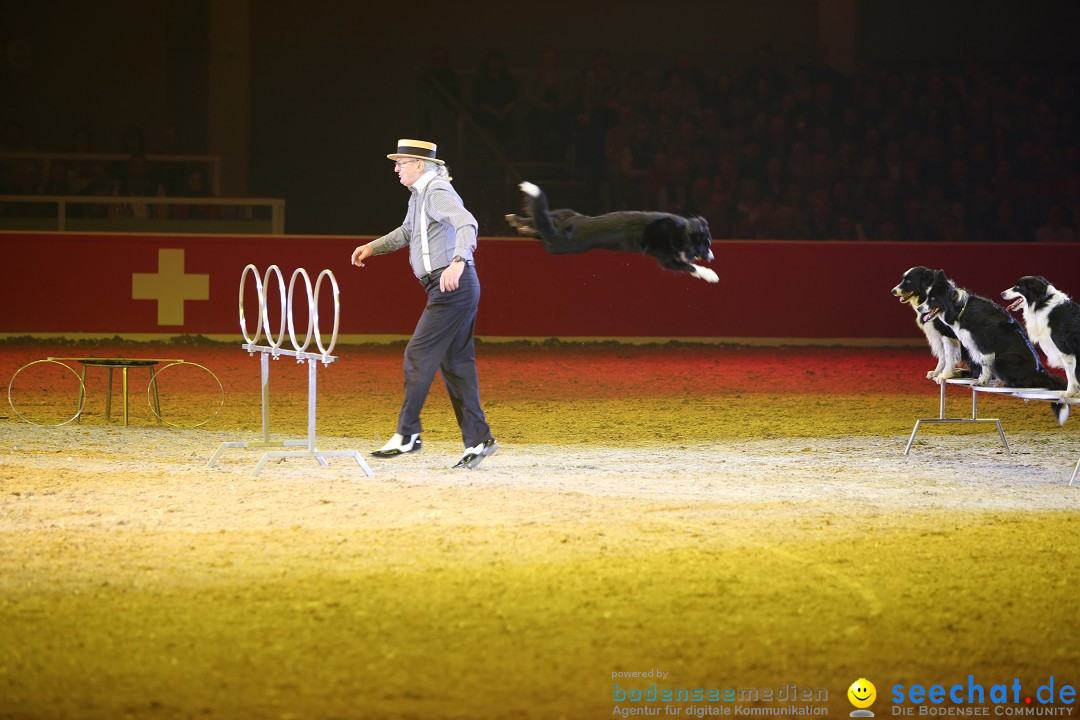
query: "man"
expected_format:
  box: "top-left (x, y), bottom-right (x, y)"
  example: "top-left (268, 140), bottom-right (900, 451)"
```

top-left (350, 139), bottom-right (498, 469)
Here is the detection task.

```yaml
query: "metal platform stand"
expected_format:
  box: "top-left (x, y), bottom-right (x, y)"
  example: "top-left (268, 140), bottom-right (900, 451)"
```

top-left (1010, 389), bottom-right (1080, 486)
top-left (207, 264), bottom-right (373, 479)
top-left (904, 378), bottom-right (1010, 455)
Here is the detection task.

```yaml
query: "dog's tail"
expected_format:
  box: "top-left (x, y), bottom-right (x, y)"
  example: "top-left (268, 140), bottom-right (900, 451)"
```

top-left (1033, 370), bottom-right (1070, 425)
top-left (519, 181), bottom-right (560, 240)
top-left (1043, 374), bottom-right (1071, 425)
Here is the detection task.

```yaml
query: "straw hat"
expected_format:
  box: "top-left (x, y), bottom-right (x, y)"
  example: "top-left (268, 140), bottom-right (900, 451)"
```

top-left (386, 138), bottom-right (444, 165)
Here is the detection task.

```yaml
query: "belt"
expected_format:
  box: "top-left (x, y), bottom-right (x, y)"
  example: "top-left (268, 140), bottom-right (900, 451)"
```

top-left (418, 261), bottom-right (474, 290)
top-left (418, 266), bottom-right (447, 289)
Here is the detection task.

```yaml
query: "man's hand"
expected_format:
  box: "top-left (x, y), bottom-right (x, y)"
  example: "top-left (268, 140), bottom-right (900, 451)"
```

top-left (440, 260), bottom-right (465, 292)
top-left (351, 244), bottom-right (373, 267)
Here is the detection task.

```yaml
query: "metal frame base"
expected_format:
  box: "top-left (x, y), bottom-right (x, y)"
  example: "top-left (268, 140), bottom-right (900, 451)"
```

top-left (206, 345), bottom-right (374, 479)
top-left (208, 438), bottom-right (328, 468)
top-left (251, 449), bottom-right (372, 478)
top-left (1009, 389), bottom-right (1080, 486)
top-left (208, 440), bottom-right (373, 479)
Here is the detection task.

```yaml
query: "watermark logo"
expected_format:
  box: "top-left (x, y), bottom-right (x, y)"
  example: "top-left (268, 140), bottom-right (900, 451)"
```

top-left (890, 676), bottom-right (1075, 715)
top-left (849, 679), bottom-right (877, 717)
top-left (610, 670), bottom-right (830, 716)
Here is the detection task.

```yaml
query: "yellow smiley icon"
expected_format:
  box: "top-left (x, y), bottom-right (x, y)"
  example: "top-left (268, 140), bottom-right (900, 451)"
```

top-left (848, 678), bottom-right (877, 709)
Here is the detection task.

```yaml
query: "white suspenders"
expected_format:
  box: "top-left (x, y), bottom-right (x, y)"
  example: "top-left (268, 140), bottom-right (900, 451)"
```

top-left (418, 179), bottom-right (446, 274)
top-left (419, 192), bottom-right (433, 274)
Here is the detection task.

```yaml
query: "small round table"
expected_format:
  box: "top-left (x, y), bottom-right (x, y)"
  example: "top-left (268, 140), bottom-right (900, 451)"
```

top-left (9, 356), bottom-right (221, 428)
top-left (61, 357), bottom-right (173, 426)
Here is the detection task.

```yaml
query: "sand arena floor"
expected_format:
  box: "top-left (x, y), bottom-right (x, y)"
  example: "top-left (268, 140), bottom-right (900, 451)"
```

top-left (1, 339), bottom-right (1079, 719)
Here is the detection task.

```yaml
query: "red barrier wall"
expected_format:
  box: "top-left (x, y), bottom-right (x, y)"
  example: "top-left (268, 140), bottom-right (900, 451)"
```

top-left (3, 231), bottom-right (1079, 342)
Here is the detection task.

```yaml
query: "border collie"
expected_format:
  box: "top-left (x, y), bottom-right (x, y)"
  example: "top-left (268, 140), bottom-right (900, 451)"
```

top-left (891, 266), bottom-right (974, 381)
top-left (506, 181), bottom-right (718, 282)
top-left (918, 269), bottom-right (1068, 424)
top-left (1002, 275), bottom-right (1080, 398)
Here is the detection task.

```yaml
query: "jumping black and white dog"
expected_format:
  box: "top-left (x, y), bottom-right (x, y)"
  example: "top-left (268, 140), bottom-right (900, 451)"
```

top-left (1001, 275), bottom-right (1080, 399)
top-left (891, 266), bottom-right (975, 381)
top-left (506, 181), bottom-right (718, 282)
top-left (917, 269), bottom-right (1068, 424)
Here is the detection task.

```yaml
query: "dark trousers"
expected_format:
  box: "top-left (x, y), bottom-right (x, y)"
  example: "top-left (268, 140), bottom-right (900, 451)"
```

top-left (396, 264), bottom-right (491, 448)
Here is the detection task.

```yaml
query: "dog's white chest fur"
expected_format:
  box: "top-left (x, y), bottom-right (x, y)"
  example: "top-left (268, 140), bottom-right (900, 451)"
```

top-left (954, 326), bottom-right (989, 363)
top-left (1023, 296), bottom-right (1066, 368)
top-left (912, 302), bottom-right (944, 351)
top-left (952, 323), bottom-right (995, 384)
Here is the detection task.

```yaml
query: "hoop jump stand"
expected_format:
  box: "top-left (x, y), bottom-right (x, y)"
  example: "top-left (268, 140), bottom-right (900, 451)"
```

top-left (206, 264), bottom-right (374, 479)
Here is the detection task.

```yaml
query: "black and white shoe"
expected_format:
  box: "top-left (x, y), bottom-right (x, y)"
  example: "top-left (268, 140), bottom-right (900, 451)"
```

top-left (452, 438), bottom-right (499, 470)
top-left (371, 433), bottom-right (421, 458)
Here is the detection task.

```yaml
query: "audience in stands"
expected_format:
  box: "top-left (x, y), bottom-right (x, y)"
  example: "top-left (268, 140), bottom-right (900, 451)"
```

top-left (2, 47), bottom-right (1078, 242)
top-left (170, 167), bottom-right (220, 220)
top-left (522, 49), bottom-right (574, 164)
top-left (473, 50), bottom-right (519, 157)
top-left (66, 126), bottom-right (95, 194)
top-left (0, 122), bottom-right (215, 221)
top-left (110, 153), bottom-right (165, 219)
top-left (72, 162), bottom-right (114, 218)
top-left (498, 48), bottom-right (1079, 242)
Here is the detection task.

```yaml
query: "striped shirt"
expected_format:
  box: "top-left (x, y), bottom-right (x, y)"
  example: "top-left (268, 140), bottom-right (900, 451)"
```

top-left (368, 170), bottom-right (478, 278)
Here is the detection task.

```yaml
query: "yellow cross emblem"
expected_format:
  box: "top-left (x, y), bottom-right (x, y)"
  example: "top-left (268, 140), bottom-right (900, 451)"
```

top-left (132, 248), bottom-right (210, 326)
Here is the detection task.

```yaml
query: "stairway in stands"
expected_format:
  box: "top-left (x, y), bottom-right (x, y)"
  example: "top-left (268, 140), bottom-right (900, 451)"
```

top-left (510, 154), bottom-right (601, 215)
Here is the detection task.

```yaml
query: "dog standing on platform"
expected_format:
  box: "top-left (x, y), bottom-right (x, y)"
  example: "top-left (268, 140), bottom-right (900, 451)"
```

top-left (1002, 275), bottom-right (1080, 399)
top-left (506, 181), bottom-right (719, 283)
top-left (891, 266), bottom-right (975, 381)
top-left (917, 269), bottom-right (1069, 425)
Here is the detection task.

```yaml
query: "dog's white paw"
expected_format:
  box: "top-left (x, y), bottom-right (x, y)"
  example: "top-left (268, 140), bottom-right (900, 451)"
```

top-left (693, 265), bottom-right (719, 283)
top-left (1064, 387), bottom-right (1079, 399)
top-left (926, 370), bottom-right (938, 380)
top-left (519, 181), bottom-right (540, 197)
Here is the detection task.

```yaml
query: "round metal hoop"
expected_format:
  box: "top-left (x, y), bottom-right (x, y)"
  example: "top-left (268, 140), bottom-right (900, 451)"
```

top-left (241, 264), bottom-right (341, 356)
top-left (7, 359), bottom-right (87, 427)
top-left (147, 361), bottom-right (225, 428)
top-left (287, 267), bottom-right (315, 353)
top-left (313, 269), bottom-right (340, 356)
top-left (238, 263), bottom-right (265, 345)
top-left (261, 265), bottom-right (287, 349)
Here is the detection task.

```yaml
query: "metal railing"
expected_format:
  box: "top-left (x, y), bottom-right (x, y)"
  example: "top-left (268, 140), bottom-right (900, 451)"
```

top-left (0, 194), bottom-right (286, 234)
top-left (0, 151), bottom-right (223, 195)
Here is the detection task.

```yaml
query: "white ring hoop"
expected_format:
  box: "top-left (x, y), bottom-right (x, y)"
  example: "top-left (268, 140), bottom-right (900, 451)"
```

top-left (7, 359), bottom-right (87, 426)
top-left (238, 263), bottom-right (264, 345)
top-left (313, 269), bottom-right (340, 357)
top-left (261, 265), bottom-right (287, 349)
top-left (239, 265), bottom-right (341, 356)
top-left (287, 267), bottom-right (314, 353)
top-left (146, 361), bottom-right (225, 428)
